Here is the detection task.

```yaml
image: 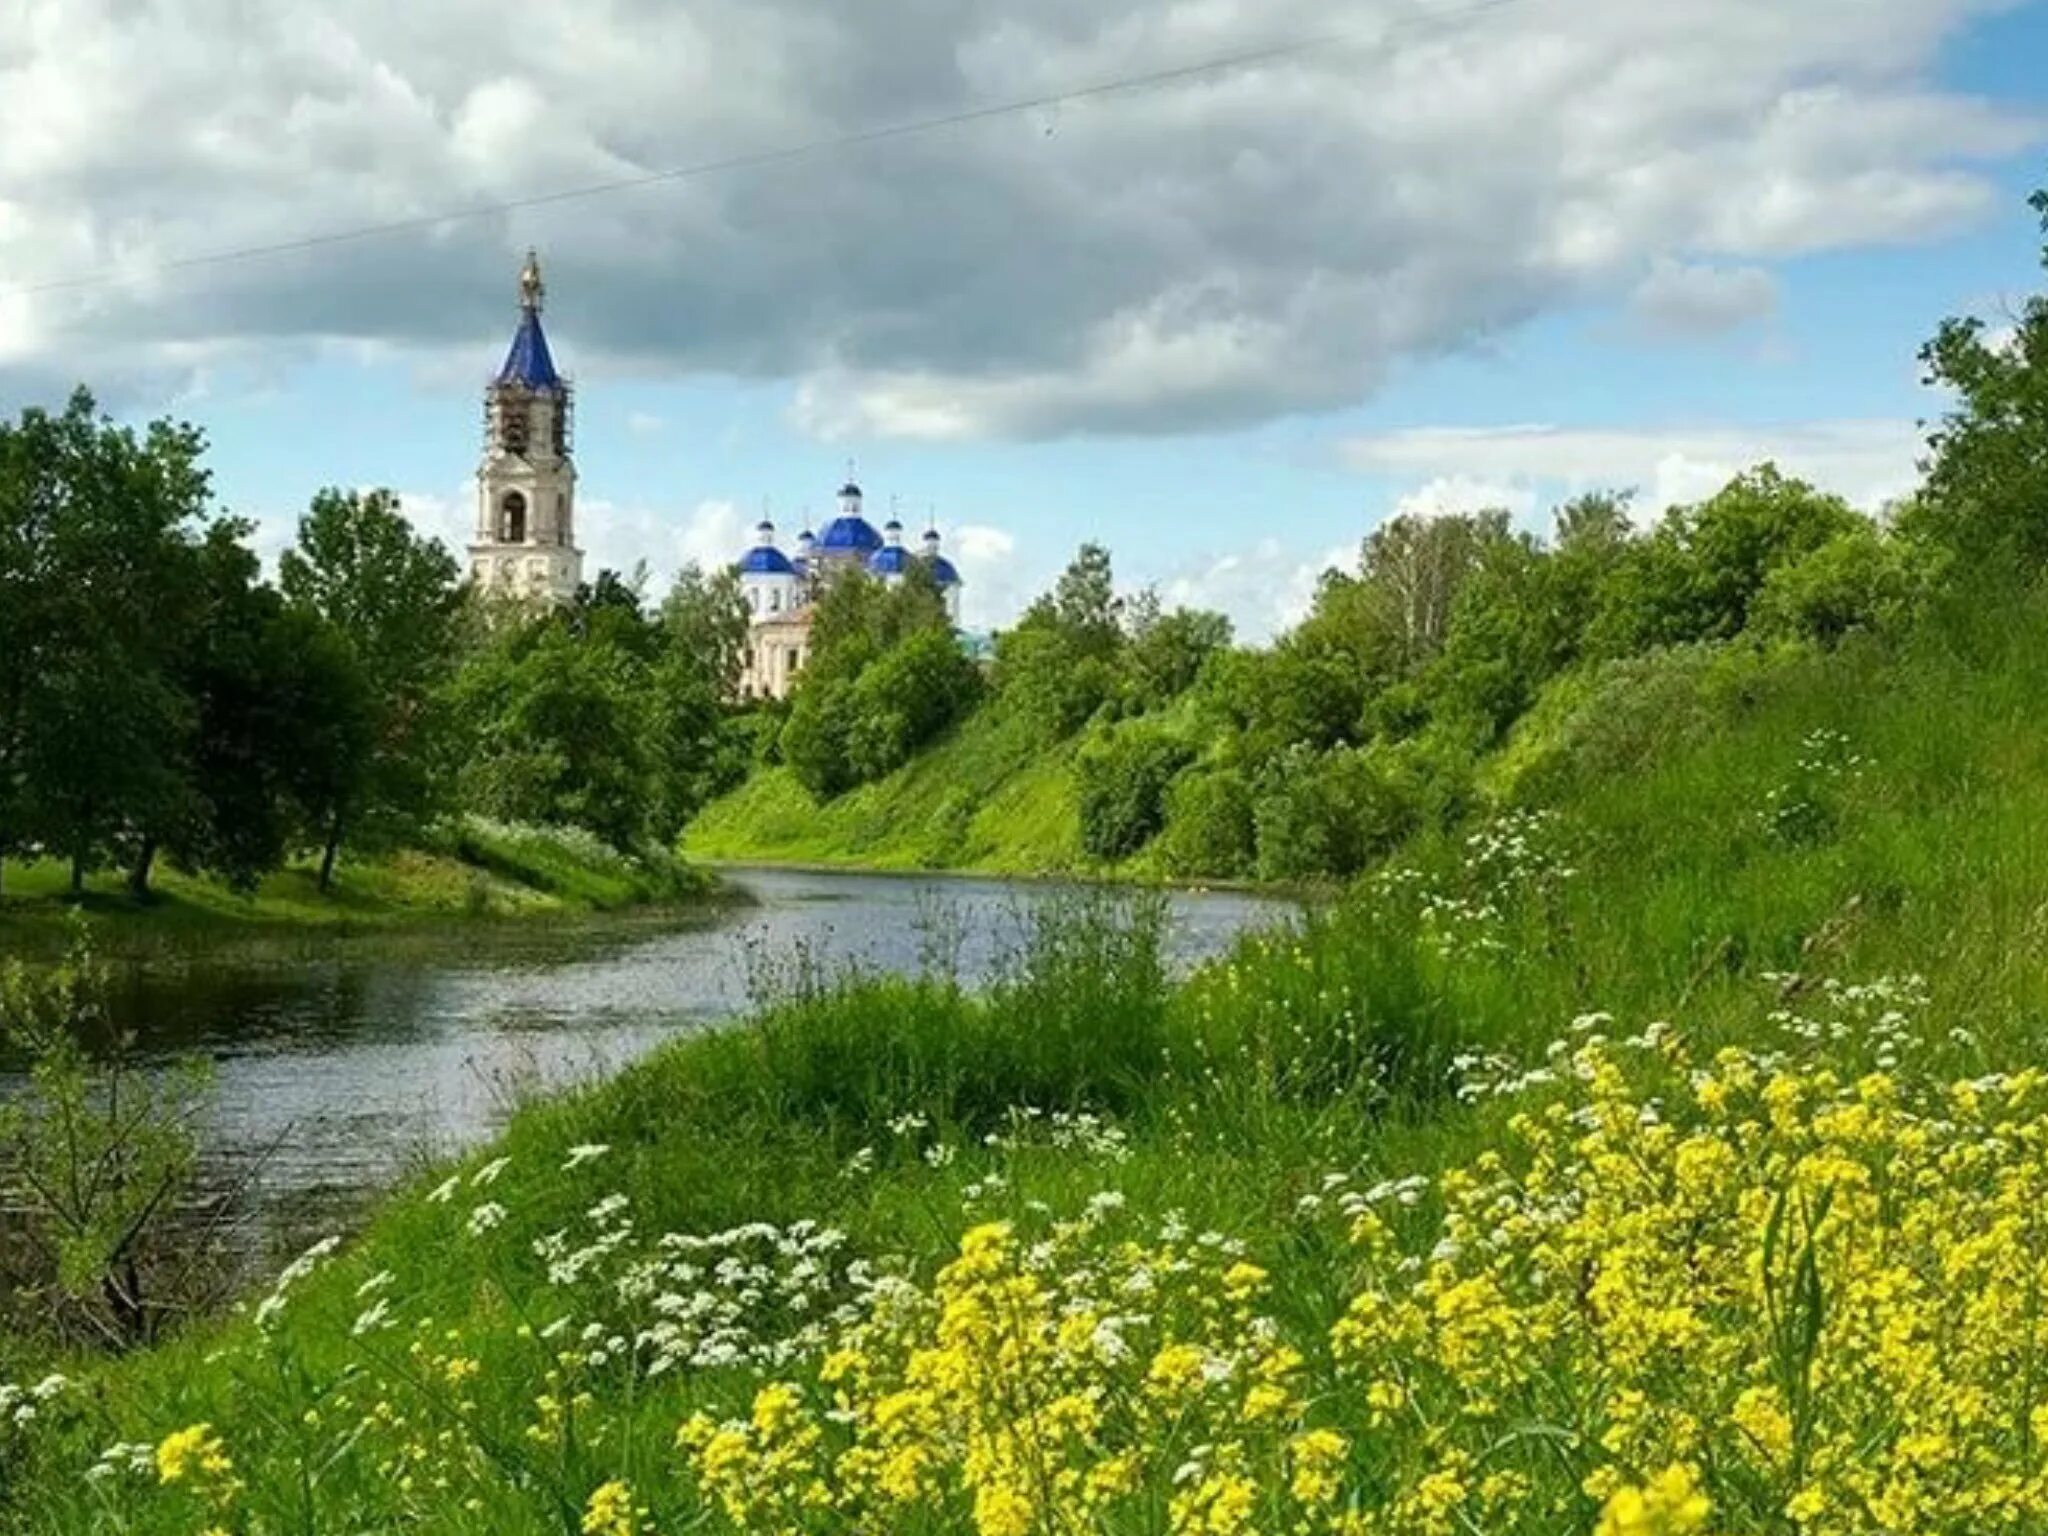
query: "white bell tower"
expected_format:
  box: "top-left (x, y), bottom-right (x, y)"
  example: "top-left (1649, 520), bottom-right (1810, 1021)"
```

top-left (472, 250), bottom-right (582, 604)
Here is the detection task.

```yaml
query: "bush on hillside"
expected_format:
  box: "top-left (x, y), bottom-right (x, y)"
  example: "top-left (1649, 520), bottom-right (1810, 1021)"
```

top-left (1158, 766), bottom-right (1256, 879)
top-left (1490, 643), bottom-right (1778, 807)
top-left (780, 676), bottom-right (860, 798)
top-left (1253, 743), bottom-right (1431, 882)
top-left (845, 629), bottom-right (984, 782)
top-left (1074, 722), bottom-right (1196, 861)
top-left (1751, 525), bottom-right (1931, 646)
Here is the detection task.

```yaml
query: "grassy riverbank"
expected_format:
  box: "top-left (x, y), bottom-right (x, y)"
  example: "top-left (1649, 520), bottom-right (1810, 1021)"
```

top-left (5, 592), bottom-right (2048, 1533)
top-left (0, 818), bottom-right (717, 956)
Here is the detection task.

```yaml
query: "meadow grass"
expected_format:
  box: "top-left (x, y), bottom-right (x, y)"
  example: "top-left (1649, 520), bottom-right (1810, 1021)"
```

top-left (5, 593), bottom-right (2048, 1532)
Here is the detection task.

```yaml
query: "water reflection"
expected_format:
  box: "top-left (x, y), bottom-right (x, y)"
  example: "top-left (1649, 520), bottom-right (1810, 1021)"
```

top-left (67, 870), bottom-right (1291, 1255)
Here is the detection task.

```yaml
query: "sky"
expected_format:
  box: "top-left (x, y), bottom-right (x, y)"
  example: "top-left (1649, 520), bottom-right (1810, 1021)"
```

top-left (1, 0), bottom-right (2044, 638)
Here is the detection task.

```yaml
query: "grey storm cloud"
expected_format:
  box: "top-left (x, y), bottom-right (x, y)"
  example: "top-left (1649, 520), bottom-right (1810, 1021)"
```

top-left (0, 0), bottom-right (2039, 436)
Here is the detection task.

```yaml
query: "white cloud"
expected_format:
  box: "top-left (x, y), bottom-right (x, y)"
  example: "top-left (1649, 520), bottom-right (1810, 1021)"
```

top-left (397, 488), bottom-right (468, 556)
top-left (946, 523), bottom-right (1026, 632)
top-left (577, 496), bottom-right (746, 583)
top-left (1158, 537), bottom-right (1353, 642)
top-left (1342, 419), bottom-right (1924, 517)
top-left (625, 411), bottom-right (665, 435)
top-left (1392, 475), bottom-right (1541, 523)
top-left (0, 0), bottom-right (2038, 434)
top-left (1628, 259), bottom-right (1781, 338)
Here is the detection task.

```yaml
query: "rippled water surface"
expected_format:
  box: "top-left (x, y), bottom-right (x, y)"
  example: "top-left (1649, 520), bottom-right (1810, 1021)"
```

top-left (77, 869), bottom-right (1292, 1250)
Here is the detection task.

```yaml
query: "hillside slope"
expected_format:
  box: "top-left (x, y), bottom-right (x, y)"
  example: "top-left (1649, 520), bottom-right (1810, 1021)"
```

top-left (9, 588), bottom-right (2048, 1533)
top-left (685, 706), bottom-right (1095, 875)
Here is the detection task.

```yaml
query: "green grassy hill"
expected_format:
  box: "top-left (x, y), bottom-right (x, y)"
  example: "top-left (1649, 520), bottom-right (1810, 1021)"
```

top-left (685, 706), bottom-right (1095, 876)
top-left (6, 589), bottom-right (2048, 1533)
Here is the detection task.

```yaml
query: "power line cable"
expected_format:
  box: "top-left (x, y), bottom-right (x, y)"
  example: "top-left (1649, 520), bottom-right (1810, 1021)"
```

top-left (3, 0), bottom-right (1526, 302)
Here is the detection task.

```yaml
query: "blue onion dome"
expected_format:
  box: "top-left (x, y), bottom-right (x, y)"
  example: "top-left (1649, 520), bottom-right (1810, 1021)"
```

top-left (868, 544), bottom-right (914, 574)
top-left (839, 481), bottom-right (862, 500)
top-left (927, 555), bottom-right (962, 587)
top-left (817, 515), bottom-right (883, 553)
top-left (738, 545), bottom-right (797, 575)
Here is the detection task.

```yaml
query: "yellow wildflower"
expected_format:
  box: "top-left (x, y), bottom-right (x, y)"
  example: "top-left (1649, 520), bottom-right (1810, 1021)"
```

top-left (1594, 1464), bottom-right (1710, 1536)
top-left (580, 1479), bottom-right (637, 1536)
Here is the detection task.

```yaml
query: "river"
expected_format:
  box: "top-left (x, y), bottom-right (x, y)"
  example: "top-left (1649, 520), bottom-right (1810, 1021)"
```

top-left (82, 868), bottom-right (1292, 1256)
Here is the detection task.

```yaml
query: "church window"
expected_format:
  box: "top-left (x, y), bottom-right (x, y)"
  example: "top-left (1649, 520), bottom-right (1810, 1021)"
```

top-left (500, 491), bottom-right (528, 543)
top-left (557, 495), bottom-right (568, 545)
top-left (770, 587), bottom-right (783, 613)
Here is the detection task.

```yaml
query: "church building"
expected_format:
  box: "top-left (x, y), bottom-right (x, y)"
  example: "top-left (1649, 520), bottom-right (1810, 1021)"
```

top-left (461, 253), bottom-right (965, 690)
top-left (736, 481), bottom-right (964, 700)
top-left (471, 252), bottom-right (583, 603)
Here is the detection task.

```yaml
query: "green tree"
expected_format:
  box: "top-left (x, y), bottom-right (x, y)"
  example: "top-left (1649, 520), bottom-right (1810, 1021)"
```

top-left (279, 488), bottom-right (463, 888)
top-left (7, 393), bottom-right (213, 895)
top-left (1751, 524), bottom-right (1929, 646)
top-left (661, 564), bottom-right (752, 698)
top-left (1916, 188), bottom-right (2048, 565)
top-left (781, 675), bottom-right (861, 799)
top-left (1587, 467), bottom-right (1860, 656)
top-left (1124, 595), bottom-right (1233, 708)
top-left (1158, 767), bottom-right (1256, 879)
top-left (994, 545), bottom-right (1127, 742)
top-left (845, 628), bottom-right (984, 782)
top-left (448, 620), bottom-right (654, 850)
top-left (158, 526), bottom-right (376, 892)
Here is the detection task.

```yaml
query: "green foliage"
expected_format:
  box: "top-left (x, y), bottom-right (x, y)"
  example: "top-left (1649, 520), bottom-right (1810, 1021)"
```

top-left (0, 921), bottom-right (215, 1348)
top-left (435, 816), bottom-right (706, 908)
top-left (448, 620), bottom-right (656, 850)
top-left (1751, 524), bottom-right (1933, 646)
top-left (0, 391), bottom-right (214, 893)
top-left (844, 627), bottom-right (984, 782)
top-left (779, 567), bottom-right (972, 799)
top-left (780, 675), bottom-right (861, 798)
top-left (1074, 721), bottom-right (1195, 861)
top-left (1158, 766), bottom-right (1256, 879)
top-left (1487, 643), bottom-right (1770, 808)
top-left (280, 487), bottom-right (464, 883)
top-left (1914, 190), bottom-right (2048, 566)
top-left (1587, 466), bottom-right (1862, 655)
top-left (1122, 593), bottom-right (1233, 710)
top-left (994, 543), bottom-right (1127, 743)
top-left (1253, 743), bottom-right (1432, 882)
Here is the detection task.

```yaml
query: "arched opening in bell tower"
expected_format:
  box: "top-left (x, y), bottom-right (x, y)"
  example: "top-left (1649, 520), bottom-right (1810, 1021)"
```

top-left (500, 491), bottom-right (528, 544)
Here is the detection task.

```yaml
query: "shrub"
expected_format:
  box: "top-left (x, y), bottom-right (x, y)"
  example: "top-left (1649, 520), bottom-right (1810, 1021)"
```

top-left (844, 629), bottom-right (983, 783)
top-left (1751, 526), bottom-right (1928, 645)
top-left (1158, 767), bottom-right (1256, 879)
top-left (1253, 744), bottom-right (1429, 881)
top-left (0, 922), bottom-right (221, 1347)
top-left (1491, 643), bottom-right (1777, 807)
top-left (1074, 722), bottom-right (1195, 862)
top-left (780, 677), bottom-right (859, 798)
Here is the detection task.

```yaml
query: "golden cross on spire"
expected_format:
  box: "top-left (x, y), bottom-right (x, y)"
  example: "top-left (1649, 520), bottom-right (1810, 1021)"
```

top-left (518, 249), bottom-right (545, 313)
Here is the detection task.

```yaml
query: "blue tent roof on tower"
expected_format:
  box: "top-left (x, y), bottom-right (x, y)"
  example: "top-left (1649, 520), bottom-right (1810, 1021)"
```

top-left (498, 310), bottom-right (562, 390)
